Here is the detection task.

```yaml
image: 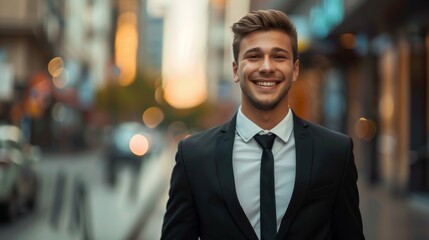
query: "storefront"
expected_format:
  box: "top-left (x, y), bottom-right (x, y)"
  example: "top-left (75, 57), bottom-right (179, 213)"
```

top-left (277, 0), bottom-right (429, 195)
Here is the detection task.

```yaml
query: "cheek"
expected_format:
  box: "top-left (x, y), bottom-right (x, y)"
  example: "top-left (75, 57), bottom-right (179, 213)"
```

top-left (242, 65), bottom-right (256, 77)
top-left (237, 66), bottom-right (247, 78)
top-left (280, 66), bottom-right (294, 76)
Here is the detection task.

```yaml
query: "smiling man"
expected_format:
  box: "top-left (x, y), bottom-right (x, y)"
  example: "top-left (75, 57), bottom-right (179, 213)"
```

top-left (161, 9), bottom-right (365, 240)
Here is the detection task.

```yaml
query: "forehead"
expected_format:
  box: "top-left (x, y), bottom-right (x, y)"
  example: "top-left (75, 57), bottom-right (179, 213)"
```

top-left (239, 30), bottom-right (292, 55)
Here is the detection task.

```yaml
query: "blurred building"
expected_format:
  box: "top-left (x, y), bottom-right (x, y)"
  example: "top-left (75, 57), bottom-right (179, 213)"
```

top-left (139, 0), bottom-right (164, 72)
top-left (0, 0), bottom-right (52, 95)
top-left (0, 0), bottom-right (55, 147)
top-left (259, 0), bottom-right (429, 200)
top-left (196, 0), bottom-right (251, 127)
top-left (0, 0), bottom-right (113, 151)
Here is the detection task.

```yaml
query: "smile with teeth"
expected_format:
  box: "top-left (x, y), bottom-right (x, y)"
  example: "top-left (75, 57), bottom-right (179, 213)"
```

top-left (256, 81), bottom-right (277, 87)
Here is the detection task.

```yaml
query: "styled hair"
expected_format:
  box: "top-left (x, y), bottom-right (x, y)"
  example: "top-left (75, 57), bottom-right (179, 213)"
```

top-left (231, 9), bottom-right (298, 63)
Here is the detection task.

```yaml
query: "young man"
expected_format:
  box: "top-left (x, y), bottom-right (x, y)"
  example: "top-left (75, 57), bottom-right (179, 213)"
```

top-left (161, 9), bottom-right (365, 240)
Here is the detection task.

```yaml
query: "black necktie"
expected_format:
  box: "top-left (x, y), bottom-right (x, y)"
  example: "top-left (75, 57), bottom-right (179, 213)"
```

top-left (254, 134), bottom-right (277, 240)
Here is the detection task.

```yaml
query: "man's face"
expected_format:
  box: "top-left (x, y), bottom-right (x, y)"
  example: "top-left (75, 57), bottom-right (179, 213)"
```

top-left (233, 30), bottom-right (299, 111)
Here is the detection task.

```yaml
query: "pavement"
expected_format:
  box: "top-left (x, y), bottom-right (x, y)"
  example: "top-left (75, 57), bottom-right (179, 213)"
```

top-left (72, 144), bottom-right (175, 240)
top-left (359, 183), bottom-right (429, 240)
top-left (0, 141), bottom-right (175, 240)
top-left (91, 144), bottom-right (174, 240)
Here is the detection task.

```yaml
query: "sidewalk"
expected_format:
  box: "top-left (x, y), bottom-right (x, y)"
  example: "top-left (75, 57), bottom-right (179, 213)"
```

top-left (0, 144), bottom-right (175, 240)
top-left (360, 183), bottom-right (429, 240)
top-left (89, 145), bottom-right (174, 240)
top-left (125, 144), bottom-right (175, 240)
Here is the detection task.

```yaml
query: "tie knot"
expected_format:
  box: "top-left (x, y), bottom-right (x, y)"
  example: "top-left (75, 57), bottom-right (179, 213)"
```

top-left (254, 134), bottom-right (276, 150)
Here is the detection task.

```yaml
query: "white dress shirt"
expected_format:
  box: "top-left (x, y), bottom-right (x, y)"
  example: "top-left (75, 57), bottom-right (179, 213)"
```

top-left (233, 106), bottom-right (296, 239)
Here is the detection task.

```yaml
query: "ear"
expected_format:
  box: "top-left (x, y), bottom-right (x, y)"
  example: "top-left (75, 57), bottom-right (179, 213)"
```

top-left (292, 59), bottom-right (300, 82)
top-left (232, 61), bottom-right (239, 83)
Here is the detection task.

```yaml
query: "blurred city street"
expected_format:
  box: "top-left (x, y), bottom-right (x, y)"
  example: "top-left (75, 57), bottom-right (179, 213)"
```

top-left (1, 0), bottom-right (429, 239)
top-left (0, 140), bottom-right (175, 240)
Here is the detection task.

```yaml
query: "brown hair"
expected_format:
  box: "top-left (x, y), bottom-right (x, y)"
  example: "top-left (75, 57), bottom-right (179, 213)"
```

top-left (231, 9), bottom-right (298, 63)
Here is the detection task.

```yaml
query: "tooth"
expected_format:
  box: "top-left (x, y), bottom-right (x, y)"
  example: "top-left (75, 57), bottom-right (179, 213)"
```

top-left (258, 82), bottom-right (275, 86)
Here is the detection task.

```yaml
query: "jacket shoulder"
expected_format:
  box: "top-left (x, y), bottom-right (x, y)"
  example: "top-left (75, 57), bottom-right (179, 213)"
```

top-left (307, 121), bottom-right (350, 142)
top-left (292, 112), bottom-right (351, 148)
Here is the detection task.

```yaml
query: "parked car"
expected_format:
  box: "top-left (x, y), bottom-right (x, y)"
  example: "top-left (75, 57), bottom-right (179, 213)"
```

top-left (103, 122), bottom-right (161, 185)
top-left (0, 125), bottom-right (41, 221)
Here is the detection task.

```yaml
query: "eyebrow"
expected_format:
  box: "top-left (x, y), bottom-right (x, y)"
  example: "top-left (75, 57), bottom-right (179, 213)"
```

top-left (272, 47), bottom-right (289, 53)
top-left (242, 47), bottom-right (260, 55)
top-left (243, 47), bottom-right (290, 55)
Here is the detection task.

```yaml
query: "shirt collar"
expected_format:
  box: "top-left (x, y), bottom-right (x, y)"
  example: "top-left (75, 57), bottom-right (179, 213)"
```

top-left (236, 106), bottom-right (294, 143)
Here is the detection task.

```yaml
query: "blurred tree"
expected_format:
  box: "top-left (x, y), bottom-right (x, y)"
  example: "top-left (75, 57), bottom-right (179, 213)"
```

top-left (96, 74), bottom-right (157, 123)
top-left (95, 75), bottom-right (211, 129)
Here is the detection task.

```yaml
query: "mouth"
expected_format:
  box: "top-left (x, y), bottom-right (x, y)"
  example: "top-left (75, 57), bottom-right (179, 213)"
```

top-left (255, 81), bottom-right (277, 87)
top-left (252, 80), bottom-right (280, 87)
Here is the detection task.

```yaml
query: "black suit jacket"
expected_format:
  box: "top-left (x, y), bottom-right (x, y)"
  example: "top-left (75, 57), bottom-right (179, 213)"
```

top-left (162, 113), bottom-right (364, 240)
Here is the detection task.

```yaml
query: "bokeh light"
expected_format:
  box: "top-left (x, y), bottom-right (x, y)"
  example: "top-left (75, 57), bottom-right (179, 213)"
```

top-left (142, 107), bottom-right (164, 128)
top-left (48, 57), bottom-right (64, 77)
top-left (355, 117), bottom-right (377, 141)
top-left (115, 11), bottom-right (138, 86)
top-left (162, 0), bottom-right (208, 109)
top-left (154, 86), bottom-right (164, 104)
top-left (129, 134), bottom-right (149, 156)
top-left (52, 69), bottom-right (69, 89)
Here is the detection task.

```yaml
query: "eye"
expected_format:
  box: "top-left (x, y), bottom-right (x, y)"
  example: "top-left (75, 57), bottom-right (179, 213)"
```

top-left (247, 55), bottom-right (259, 59)
top-left (274, 55), bottom-right (287, 60)
top-left (244, 53), bottom-right (260, 60)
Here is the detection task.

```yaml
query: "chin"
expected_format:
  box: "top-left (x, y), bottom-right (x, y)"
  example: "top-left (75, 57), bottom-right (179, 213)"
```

top-left (251, 100), bottom-right (279, 111)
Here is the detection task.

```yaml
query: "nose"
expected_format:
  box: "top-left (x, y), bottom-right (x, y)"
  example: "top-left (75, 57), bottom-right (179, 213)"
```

top-left (259, 56), bottom-right (274, 74)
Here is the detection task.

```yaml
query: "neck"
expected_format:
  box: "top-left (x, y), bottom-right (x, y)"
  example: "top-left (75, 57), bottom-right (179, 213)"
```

top-left (241, 103), bottom-right (290, 130)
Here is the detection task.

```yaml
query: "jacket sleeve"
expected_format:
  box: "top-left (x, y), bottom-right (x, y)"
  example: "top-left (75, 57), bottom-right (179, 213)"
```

top-left (161, 141), bottom-right (199, 240)
top-left (332, 138), bottom-right (365, 239)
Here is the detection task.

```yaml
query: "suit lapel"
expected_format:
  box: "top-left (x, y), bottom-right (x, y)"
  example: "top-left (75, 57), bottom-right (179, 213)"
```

top-left (276, 113), bottom-right (313, 239)
top-left (215, 115), bottom-right (259, 240)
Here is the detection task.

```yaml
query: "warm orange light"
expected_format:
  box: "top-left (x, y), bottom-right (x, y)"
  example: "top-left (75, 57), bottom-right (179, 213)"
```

top-left (52, 70), bottom-right (69, 89)
top-left (115, 12), bottom-right (138, 86)
top-left (355, 117), bottom-right (377, 141)
top-left (298, 39), bottom-right (310, 52)
top-left (154, 87), bottom-right (164, 104)
top-left (48, 57), bottom-right (64, 77)
top-left (379, 94), bottom-right (394, 119)
top-left (163, 74), bottom-right (207, 109)
top-left (162, 0), bottom-right (208, 109)
top-left (118, 0), bottom-right (137, 12)
top-left (129, 134), bottom-right (149, 156)
top-left (142, 107), bottom-right (164, 128)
